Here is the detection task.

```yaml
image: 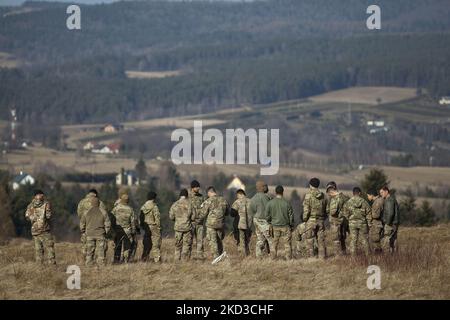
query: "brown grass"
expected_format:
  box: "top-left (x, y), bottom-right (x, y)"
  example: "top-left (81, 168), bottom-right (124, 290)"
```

top-left (0, 224), bottom-right (448, 300)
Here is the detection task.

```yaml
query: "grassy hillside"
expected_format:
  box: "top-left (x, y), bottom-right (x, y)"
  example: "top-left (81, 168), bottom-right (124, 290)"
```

top-left (0, 224), bottom-right (448, 299)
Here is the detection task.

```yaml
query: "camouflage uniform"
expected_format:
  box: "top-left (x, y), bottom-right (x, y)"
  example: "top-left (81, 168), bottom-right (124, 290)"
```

top-left (198, 195), bottom-right (229, 259)
top-left (231, 196), bottom-right (252, 257)
top-left (189, 191), bottom-right (206, 259)
top-left (77, 193), bottom-right (107, 260)
top-left (293, 222), bottom-right (309, 257)
top-left (369, 196), bottom-right (384, 253)
top-left (25, 199), bottom-right (56, 265)
top-left (326, 192), bottom-right (349, 256)
top-left (303, 187), bottom-right (327, 258)
top-left (169, 196), bottom-right (194, 261)
top-left (140, 200), bottom-right (162, 262)
top-left (80, 198), bottom-right (111, 266)
top-left (265, 196), bottom-right (294, 260)
top-left (249, 192), bottom-right (272, 258)
top-left (111, 201), bottom-right (136, 263)
top-left (343, 196), bottom-right (371, 256)
top-left (382, 195), bottom-right (400, 253)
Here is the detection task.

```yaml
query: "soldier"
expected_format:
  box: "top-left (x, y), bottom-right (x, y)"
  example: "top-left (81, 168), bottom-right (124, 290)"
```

top-left (80, 197), bottom-right (111, 266)
top-left (198, 186), bottom-right (229, 259)
top-left (343, 187), bottom-right (371, 256)
top-left (380, 186), bottom-right (400, 253)
top-left (140, 191), bottom-right (162, 263)
top-left (169, 189), bottom-right (194, 261)
top-left (77, 189), bottom-right (107, 261)
top-left (249, 180), bottom-right (272, 258)
top-left (111, 189), bottom-right (136, 263)
top-left (326, 181), bottom-right (349, 256)
top-left (25, 190), bottom-right (56, 265)
top-left (265, 186), bottom-right (294, 260)
top-left (189, 180), bottom-right (206, 260)
top-left (231, 189), bottom-right (252, 257)
top-left (293, 222), bottom-right (309, 258)
top-left (367, 189), bottom-right (384, 254)
top-left (303, 178), bottom-right (327, 259)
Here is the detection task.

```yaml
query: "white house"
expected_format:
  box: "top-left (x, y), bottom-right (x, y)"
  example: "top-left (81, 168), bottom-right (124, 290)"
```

top-left (227, 175), bottom-right (245, 191)
top-left (439, 97), bottom-right (450, 105)
top-left (116, 169), bottom-right (139, 186)
top-left (83, 141), bottom-right (95, 151)
top-left (12, 171), bottom-right (35, 190)
top-left (91, 143), bottom-right (120, 154)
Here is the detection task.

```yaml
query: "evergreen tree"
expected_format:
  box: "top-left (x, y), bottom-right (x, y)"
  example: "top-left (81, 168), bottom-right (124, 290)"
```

top-left (361, 169), bottom-right (389, 194)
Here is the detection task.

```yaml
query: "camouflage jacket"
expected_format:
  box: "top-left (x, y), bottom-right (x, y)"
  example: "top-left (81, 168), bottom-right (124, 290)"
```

top-left (140, 200), bottom-right (161, 228)
top-left (169, 197), bottom-right (193, 232)
top-left (231, 197), bottom-right (252, 230)
top-left (111, 202), bottom-right (136, 235)
top-left (303, 187), bottom-right (327, 222)
top-left (80, 206), bottom-right (111, 238)
top-left (249, 192), bottom-right (271, 220)
top-left (189, 191), bottom-right (206, 225)
top-left (199, 195), bottom-right (229, 229)
top-left (383, 195), bottom-right (400, 226)
top-left (326, 192), bottom-right (349, 224)
top-left (25, 199), bottom-right (52, 236)
top-left (369, 196), bottom-right (384, 228)
top-left (77, 193), bottom-right (106, 219)
top-left (343, 196), bottom-right (371, 225)
top-left (265, 197), bottom-right (294, 227)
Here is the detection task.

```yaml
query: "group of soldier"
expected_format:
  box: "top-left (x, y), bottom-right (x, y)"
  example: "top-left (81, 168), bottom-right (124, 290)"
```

top-left (24, 177), bottom-right (399, 266)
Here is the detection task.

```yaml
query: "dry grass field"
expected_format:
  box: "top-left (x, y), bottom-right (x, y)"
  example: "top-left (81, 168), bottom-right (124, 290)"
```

top-left (0, 224), bottom-right (448, 300)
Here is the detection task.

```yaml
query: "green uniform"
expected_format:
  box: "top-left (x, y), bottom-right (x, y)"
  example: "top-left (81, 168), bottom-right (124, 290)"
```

top-left (343, 195), bottom-right (371, 256)
top-left (80, 203), bottom-right (111, 266)
top-left (140, 200), bottom-right (162, 262)
top-left (303, 187), bottom-right (327, 258)
top-left (326, 192), bottom-right (349, 256)
top-left (198, 195), bottom-right (229, 259)
top-left (189, 191), bottom-right (206, 259)
top-left (265, 196), bottom-right (294, 260)
top-left (169, 196), bottom-right (194, 261)
top-left (111, 202), bottom-right (136, 263)
top-left (369, 196), bottom-right (384, 253)
top-left (382, 195), bottom-right (400, 253)
top-left (25, 199), bottom-right (56, 265)
top-left (231, 196), bottom-right (252, 257)
top-left (249, 192), bottom-right (272, 258)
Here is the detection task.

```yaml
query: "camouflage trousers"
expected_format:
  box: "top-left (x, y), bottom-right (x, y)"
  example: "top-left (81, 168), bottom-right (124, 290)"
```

top-left (80, 233), bottom-right (87, 261)
top-left (305, 219), bottom-right (327, 258)
top-left (33, 232), bottom-right (56, 265)
top-left (142, 224), bottom-right (161, 262)
top-left (192, 223), bottom-right (205, 259)
top-left (349, 223), bottom-right (370, 256)
top-left (113, 230), bottom-right (133, 263)
top-left (206, 227), bottom-right (224, 259)
top-left (271, 226), bottom-right (292, 260)
top-left (238, 229), bottom-right (252, 257)
top-left (253, 218), bottom-right (272, 258)
top-left (86, 236), bottom-right (107, 266)
top-left (369, 222), bottom-right (383, 253)
top-left (329, 221), bottom-right (347, 256)
top-left (174, 230), bottom-right (193, 261)
top-left (382, 225), bottom-right (398, 253)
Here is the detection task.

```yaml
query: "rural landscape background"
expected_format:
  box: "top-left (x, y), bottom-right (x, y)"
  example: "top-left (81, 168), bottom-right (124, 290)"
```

top-left (0, 0), bottom-right (449, 299)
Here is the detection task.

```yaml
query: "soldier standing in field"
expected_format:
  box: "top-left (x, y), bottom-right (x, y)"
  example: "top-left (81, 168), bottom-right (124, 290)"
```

top-left (249, 180), bottom-right (272, 258)
top-left (367, 189), bottom-right (384, 254)
top-left (25, 190), bottom-right (56, 265)
top-left (80, 197), bottom-right (111, 266)
top-left (77, 189), bottom-right (107, 262)
top-left (111, 189), bottom-right (136, 263)
top-left (169, 189), bottom-right (194, 261)
top-left (265, 185), bottom-right (294, 260)
top-left (198, 186), bottom-right (230, 259)
top-left (325, 182), bottom-right (349, 256)
top-left (189, 180), bottom-right (206, 260)
top-left (380, 186), bottom-right (400, 253)
top-left (140, 191), bottom-right (162, 263)
top-left (231, 189), bottom-right (252, 257)
top-left (303, 178), bottom-right (328, 259)
top-left (343, 187), bottom-right (371, 256)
